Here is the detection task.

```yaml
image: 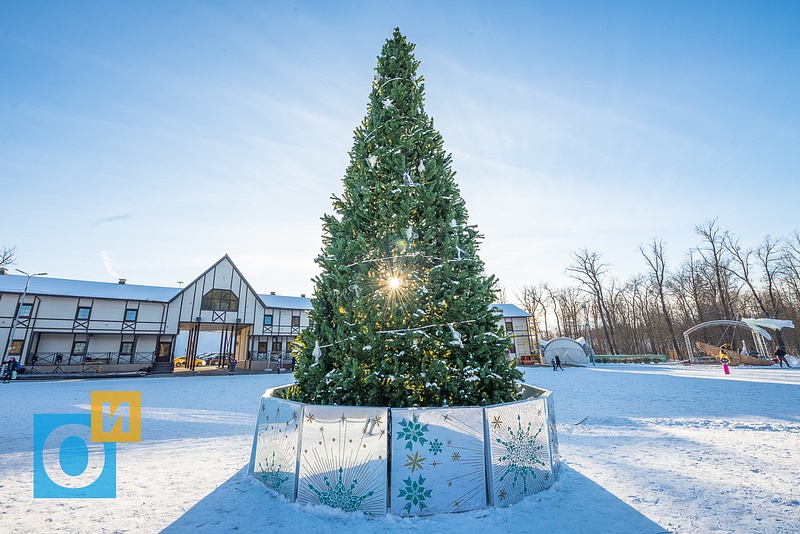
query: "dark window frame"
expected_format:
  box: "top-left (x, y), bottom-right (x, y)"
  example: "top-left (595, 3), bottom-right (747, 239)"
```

top-left (76, 306), bottom-right (92, 320)
top-left (18, 303), bottom-right (33, 318)
top-left (120, 341), bottom-right (134, 355)
top-left (264, 314), bottom-right (273, 326)
top-left (9, 340), bottom-right (23, 355)
top-left (201, 289), bottom-right (239, 312)
top-left (124, 309), bottom-right (138, 322)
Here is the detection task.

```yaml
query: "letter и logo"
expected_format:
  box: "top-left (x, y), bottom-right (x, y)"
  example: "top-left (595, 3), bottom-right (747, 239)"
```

top-left (91, 391), bottom-right (141, 443)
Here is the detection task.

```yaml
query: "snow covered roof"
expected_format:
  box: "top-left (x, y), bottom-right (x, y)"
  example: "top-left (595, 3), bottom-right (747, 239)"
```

top-left (0, 273), bottom-right (180, 302)
top-left (259, 294), bottom-right (313, 310)
top-left (492, 303), bottom-right (531, 318)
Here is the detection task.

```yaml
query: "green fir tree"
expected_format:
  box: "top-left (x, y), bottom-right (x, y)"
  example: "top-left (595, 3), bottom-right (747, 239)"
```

top-left (288, 28), bottom-right (522, 408)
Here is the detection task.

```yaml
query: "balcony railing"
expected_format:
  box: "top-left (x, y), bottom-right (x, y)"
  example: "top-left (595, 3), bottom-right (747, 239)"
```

top-left (30, 352), bottom-right (156, 367)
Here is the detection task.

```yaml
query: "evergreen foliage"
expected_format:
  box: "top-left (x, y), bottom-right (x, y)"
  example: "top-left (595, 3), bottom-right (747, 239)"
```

top-left (288, 28), bottom-right (522, 408)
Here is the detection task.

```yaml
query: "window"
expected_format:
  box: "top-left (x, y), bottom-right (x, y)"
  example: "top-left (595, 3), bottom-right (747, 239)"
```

top-left (124, 309), bottom-right (138, 321)
top-left (120, 342), bottom-right (134, 355)
top-left (71, 340), bottom-right (87, 356)
top-left (508, 343), bottom-right (516, 354)
top-left (257, 341), bottom-right (268, 352)
top-left (76, 307), bottom-right (91, 320)
top-left (158, 342), bottom-right (172, 358)
top-left (9, 340), bottom-right (23, 355)
top-left (505, 320), bottom-right (514, 334)
top-left (201, 289), bottom-right (238, 312)
top-left (291, 315), bottom-right (301, 327)
top-left (18, 303), bottom-right (33, 318)
top-left (263, 315), bottom-right (273, 326)
top-left (272, 338), bottom-right (283, 352)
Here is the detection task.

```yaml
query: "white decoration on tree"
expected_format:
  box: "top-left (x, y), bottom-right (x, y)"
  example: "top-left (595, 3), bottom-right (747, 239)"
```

top-left (449, 324), bottom-right (464, 348)
top-left (312, 341), bottom-right (322, 364)
top-left (403, 171), bottom-right (416, 187)
top-left (382, 98), bottom-right (393, 108)
top-left (367, 155), bottom-right (378, 169)
top-left (450, 219), bottom-right (457, 228)
top-left (418, 160), bottom-right (425, 173)
top-left (406, 225), bottom-right (414, 241)
top-left (456, 246), bottom-right (466, 260)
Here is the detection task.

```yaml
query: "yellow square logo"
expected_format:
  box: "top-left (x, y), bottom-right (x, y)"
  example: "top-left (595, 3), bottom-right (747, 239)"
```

top-left (90, 391), bottom-right (141, 442)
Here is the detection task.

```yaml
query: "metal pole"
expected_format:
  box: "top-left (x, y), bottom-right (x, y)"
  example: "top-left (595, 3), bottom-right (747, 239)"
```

top-left (2, 269), bottom-right (47, 370)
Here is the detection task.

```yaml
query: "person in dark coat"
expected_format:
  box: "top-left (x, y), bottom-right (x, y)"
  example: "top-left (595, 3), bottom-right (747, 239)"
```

top-left (775, 347), bottom-right (791, 368)
top-left (554, 354), bottom-right (564, 371)
top-left (228, 355), bottom-right (237, 375)
top-left (2, 357), bottom-right (19, 383)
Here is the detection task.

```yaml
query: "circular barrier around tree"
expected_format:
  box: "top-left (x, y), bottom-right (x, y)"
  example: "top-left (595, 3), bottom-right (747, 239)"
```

top-left (249, 383), bottom-right (559, 515)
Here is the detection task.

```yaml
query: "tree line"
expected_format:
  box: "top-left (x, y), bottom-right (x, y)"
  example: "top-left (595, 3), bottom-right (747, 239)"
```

top-left (515, 219), bottom-right (800, 359)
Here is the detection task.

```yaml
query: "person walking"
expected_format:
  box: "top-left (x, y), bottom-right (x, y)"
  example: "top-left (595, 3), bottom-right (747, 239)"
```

top-left (228, 355), bottom-right (237, 375)
top-left (775, 347), bottom-right (791, 368)
top-left (554, 354), bottom-right (564, 371)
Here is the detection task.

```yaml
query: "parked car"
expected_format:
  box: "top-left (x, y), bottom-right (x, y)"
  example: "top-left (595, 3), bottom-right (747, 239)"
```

top-left (174, 356), bottom-right (205, 368)
top-left (199, 352), bottom-right (220, 366)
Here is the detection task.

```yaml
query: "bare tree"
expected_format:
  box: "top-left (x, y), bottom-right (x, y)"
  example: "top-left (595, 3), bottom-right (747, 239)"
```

top-left (695, 219), bottom-right (734, 319)
top-left (543, 284), bottom-right (562, 338)
top-left (640, 238), bottom-right (683, 358)
top-left (722, 232), bottom-right (769, 316)
top-left (516, 285), bottom-right (545, 361)
top-left (756, 235), bottom-right (783, 317)
top-left (566, 249), bottom-right (618, 354)
top-left (0, 245), bottom-right (16, 268)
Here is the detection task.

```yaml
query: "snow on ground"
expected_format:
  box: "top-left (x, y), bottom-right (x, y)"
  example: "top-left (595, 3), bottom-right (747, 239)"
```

top-left (1, 363), bottom-right (798, 533)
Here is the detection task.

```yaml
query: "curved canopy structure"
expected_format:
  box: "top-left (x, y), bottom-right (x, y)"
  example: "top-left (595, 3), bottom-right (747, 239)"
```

top-left (540, 337), bottom-right (590, 367)
top-left (683, 318), bottom-right (795, 363)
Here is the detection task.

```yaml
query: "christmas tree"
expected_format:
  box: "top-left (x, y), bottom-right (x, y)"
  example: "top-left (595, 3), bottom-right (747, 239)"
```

top-left (288, 28), bottom-right (522, 408)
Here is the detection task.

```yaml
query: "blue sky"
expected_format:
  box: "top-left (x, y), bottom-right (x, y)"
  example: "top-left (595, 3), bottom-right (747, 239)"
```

top-left (2, 1), bottom-right (798, 299)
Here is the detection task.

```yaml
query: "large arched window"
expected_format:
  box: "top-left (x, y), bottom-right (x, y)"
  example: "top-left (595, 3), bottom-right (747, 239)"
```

top-left (201, 289), bottom-right (239, 312)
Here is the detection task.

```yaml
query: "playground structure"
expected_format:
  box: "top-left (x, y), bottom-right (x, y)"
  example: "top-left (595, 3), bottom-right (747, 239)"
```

top-left (683, 318), bottom-right (795, 365)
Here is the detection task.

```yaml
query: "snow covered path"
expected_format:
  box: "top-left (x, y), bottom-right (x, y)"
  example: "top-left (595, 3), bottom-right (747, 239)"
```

top-left (0, 364), bottom-right (798, 533)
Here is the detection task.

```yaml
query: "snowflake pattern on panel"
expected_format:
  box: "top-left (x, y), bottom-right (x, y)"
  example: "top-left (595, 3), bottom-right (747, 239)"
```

top-left (496, 414), bottom-right (546, 495)
top-left (396, 414), bottom-right (429, 450)
top-left (398, 474), bottom-right (432, 513)
top-left (391, 407), bottom-right (486, 516)
top-left (486, 398), bottom-right (553, 506)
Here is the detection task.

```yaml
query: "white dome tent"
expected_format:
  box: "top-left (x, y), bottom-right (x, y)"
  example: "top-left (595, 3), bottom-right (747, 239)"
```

top-left (540, 337), bottom-right (590, 367)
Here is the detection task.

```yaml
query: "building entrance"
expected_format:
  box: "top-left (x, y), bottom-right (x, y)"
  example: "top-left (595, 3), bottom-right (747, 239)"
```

top-left (175, 322), bottom-right (252, 372)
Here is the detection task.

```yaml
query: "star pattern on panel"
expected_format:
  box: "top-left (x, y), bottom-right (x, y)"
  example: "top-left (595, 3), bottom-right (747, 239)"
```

top-left (491, 415), bottom-right (503, 430)
top-left (405, 451), bottom-right (426, 473)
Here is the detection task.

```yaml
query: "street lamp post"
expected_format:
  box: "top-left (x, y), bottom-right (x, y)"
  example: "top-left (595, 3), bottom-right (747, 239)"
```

top-left (2, 269), bottom-right (47, 371)
top-left (582, 303), bottom-right (595, 366)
